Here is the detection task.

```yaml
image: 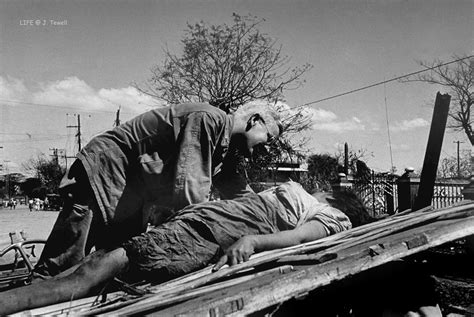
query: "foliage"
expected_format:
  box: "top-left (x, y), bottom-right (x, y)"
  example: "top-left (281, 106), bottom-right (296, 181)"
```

top-left (22, 155), bottom-right (65, 195)
top-left (0, 173), bottom-right (26, 198)
top-left (403, 55), bottom-right (474, 144)
top-left (21, 178), bottom-right (42, 198)
top-left (437, 150), bottom-right (471, 179)
top-left (306, 147), bottom-right (373, 192)
top-left (306, 154), bottom-right (343, 191)
top-left (298, 173), bottom-right (320, 195)
top-left (245, 136), bottom-right (308, 185)
top-left (136, 13), bottom-right (312, 113)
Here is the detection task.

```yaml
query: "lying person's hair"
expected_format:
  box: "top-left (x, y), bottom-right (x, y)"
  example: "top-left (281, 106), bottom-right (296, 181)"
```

top-left (312, 190), bottom-right (376, 227)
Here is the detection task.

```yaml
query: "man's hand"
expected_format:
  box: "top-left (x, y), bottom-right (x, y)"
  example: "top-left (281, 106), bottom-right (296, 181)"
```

top-left (212, 235), bottom-right (257, 271)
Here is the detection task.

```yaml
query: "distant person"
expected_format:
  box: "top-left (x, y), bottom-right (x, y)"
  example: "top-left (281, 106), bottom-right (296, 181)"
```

top-left (0, 181), bottom-right (352, 314)
top-left (8, 199), bottom-right (16, 210)
top-left (34, 102), bottom-right (282, 277)
top-left (34, 198), bottom-right (41, 211)
top-left (43, 197), bottom-right (49, 210)
top-left (28, 199), bottom-right (34, 212)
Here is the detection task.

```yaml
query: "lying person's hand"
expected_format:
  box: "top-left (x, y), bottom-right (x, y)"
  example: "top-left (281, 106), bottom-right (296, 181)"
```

top-left (212, 235), bottom-right (257, 271)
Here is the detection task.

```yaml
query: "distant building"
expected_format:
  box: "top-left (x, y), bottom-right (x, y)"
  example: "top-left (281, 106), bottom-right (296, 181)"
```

top-left (254, 162), bottom-right (308, 190)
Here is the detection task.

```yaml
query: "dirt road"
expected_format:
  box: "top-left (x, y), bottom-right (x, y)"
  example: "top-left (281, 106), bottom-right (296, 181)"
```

top-left (0, 205), bottom-right (57, 246)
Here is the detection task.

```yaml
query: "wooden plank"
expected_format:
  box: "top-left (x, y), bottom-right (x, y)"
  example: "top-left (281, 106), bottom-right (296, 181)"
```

top-left (84, 266), bottom-right (295, 315)
top-left (150, 216), bottom-right (474, 317)
top-left (414, 92), bottom-right (451, 210)
top-left (26, 202), bottom-right (474, 315)
top-left (109, 208), bottom-right (474, 316)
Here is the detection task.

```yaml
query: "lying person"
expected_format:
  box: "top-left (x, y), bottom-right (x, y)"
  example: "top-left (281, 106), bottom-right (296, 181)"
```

top-left (0, 182), bottom-right (352, 315)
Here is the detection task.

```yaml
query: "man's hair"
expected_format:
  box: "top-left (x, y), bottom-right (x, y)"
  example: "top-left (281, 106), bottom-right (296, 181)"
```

top-left (234, 102), bottom-right (283, 136)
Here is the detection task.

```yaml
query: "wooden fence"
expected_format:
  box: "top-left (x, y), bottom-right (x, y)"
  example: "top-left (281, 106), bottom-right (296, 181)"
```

top-left (431, 180), bottom-right (468, 209)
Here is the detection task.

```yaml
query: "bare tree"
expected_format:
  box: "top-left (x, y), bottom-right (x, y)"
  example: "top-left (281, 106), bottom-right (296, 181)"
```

top-left (403, 55), bottom-right (473, 144)
top-left (334, 145), bottom-right (373, 176)
top-left (135, 13), bottom-right (312, 113)
top-left (135, 13), bottom-right (315, 169)
top-left (437, 150), bottom-right (471, 179)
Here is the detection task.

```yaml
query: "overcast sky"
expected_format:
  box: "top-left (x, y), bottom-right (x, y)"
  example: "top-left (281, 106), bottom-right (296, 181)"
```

top-left (0, 0), bottom-right (472, 175)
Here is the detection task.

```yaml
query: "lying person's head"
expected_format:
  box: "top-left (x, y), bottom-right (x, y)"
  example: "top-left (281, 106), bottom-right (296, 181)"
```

top-left (311, 190), bottom-right (376, 227)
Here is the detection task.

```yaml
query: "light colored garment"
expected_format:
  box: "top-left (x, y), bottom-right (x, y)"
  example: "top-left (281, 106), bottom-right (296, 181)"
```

top-left (172, 181), bottom-right (352, 250)
top-left (124, 181), bottom-right (352, 280)
top-left (258, 181), bottom-right (352, 234)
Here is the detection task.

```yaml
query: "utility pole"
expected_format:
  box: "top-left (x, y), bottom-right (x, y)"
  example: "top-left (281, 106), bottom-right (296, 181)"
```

top-left (344, 142), bottom-right (349, 175)
top-left (454, 140), bottom-right (465, 178)
top-left (114, 106), bottom-right (121, 127)
top-left (66, 114), bottom-right (82, 169)
top-left (67, 114), bottom-right (82, 152)
top-left (0, 146), bottom-right (3, 171)
top-left (4, 160), bottom-right (10, 199)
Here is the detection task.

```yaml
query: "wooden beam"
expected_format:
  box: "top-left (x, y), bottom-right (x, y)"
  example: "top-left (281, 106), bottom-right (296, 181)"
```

top-left (414, 92), bottom-right (451, 210)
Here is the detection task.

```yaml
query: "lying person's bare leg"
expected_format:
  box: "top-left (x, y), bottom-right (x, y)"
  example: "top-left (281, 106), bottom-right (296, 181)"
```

top-left (0, 248), bottom-right (129, 315)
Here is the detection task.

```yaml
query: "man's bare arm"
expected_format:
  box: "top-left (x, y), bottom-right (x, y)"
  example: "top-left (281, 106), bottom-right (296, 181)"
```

top-left (213, 220), bottom-right (328, 271)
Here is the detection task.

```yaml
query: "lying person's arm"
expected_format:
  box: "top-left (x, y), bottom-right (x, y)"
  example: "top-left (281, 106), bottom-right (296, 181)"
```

top-left (213, 220), bottom-right (328, 271)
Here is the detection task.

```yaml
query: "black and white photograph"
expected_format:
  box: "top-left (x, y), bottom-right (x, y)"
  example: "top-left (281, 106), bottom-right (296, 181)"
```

top-left (0, 0), bottom-right (473, 315)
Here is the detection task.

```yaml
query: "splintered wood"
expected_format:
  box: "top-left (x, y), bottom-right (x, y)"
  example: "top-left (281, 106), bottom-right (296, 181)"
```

top-left (27, 201), bottom-right (474, 316)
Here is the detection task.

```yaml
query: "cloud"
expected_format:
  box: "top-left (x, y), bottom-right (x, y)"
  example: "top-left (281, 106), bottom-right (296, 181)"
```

top-left (33, 77), bottom-right (105, 110)
top-left (391, 118), bottom-right (429, 132)
top-left (99, 86), bottom-right (158, 112)
top-left (0, 76), bottom-right (29, 101)
top-left (265, 102), bottom-right (366, 133)
top-left (0, 76), bottom-right (161, 114)
top-left (311, 109), bottom-right (338, 122)
top-left (310, 108), bottom-right (366, 133)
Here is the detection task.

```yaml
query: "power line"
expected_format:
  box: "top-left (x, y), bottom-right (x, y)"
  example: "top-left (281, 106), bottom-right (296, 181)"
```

top-left (1, 136), bottom-right (68, 143)
top-left (0, 132), bottom-right (68, 137)
top-left (293, 55), bottom-right (473, 109)
top-left (0, 100), bottom-right (138, 115)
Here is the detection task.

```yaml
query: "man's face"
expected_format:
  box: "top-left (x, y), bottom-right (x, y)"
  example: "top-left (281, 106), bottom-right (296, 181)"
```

top-left (232, 116), bottom-right (279, 158)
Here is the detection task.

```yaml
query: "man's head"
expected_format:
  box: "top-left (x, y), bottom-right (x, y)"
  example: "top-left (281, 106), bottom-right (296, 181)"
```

top-left (230, 102), bottom-right (283, 158)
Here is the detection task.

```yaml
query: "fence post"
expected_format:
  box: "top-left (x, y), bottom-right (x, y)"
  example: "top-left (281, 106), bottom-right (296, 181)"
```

top-left (462, 146), bottom-right (474, 254)
top-left (462, 146), bottom-right (474, 200)
top-left (397, 168), bottom-right (420, 212)
top-left (385, 190), bottom-right (395, 215)
top-left (332, 173), bottom-right (353, 192)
